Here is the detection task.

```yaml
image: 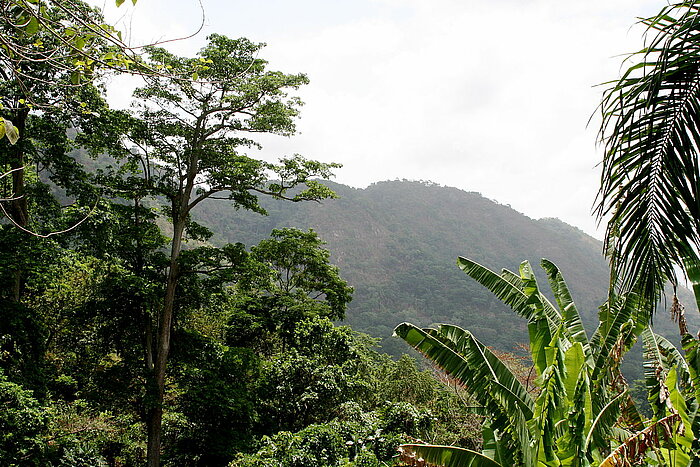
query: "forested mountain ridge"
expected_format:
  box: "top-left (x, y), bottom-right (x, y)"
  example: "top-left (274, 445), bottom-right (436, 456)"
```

top-left (8, 0), bottom-right (700, 462)
top-left (194, 179), bottom-right (698, 358)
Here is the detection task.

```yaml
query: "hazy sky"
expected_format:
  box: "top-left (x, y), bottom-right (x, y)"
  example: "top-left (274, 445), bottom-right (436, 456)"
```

top-left (94, 0), bottom-right (665, 239)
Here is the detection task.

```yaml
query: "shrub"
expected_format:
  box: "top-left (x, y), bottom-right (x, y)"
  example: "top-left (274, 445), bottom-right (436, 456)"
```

top-left (0, 370), bottom-right (48, 465)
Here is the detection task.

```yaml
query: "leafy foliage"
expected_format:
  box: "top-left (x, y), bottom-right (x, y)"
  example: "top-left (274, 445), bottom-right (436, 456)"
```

top-left (598, 1), bottom-right (700, 301)
top-left (185, 179), bottom-right (700, 382)
top-left (0, 369), bottom-right (47, 465)
top-left (0, 0), bottom-right (142, 97)
top-left (394, 257), bottom-right (662, 467)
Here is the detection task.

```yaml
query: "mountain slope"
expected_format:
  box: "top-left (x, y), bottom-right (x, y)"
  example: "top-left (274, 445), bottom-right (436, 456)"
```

top-left (195, 180), bottom-right (697, 362)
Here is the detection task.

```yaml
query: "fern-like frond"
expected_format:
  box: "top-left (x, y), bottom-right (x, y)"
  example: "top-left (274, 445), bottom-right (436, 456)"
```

top-left (597, 1), bottom-right (700, 302)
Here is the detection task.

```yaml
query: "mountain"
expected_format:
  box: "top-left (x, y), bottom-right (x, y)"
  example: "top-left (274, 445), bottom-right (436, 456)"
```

top-left (196, 179), bottom-right (696, 376)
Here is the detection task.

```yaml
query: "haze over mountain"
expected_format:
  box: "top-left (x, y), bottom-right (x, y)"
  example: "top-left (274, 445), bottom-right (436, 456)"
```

top-left (195, 179), bottom-right (698, 370)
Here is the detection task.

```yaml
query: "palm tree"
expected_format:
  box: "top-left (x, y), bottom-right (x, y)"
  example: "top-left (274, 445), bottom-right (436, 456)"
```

top-left (597, 1), bottom-right (700, 302)
top-left (394, 257), bottom-right (689, 466)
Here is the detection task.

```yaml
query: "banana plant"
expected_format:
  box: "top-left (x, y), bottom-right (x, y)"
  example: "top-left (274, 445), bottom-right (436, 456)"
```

top-left (632, 257), bottom-right (700, 467)
top-left (394, 257), bottom-right (658, 467)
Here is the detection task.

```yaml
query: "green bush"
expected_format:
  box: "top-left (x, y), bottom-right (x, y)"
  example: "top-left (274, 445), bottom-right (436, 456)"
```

top-left (0, 370), bottom-right (48, 465)
top-left (380, 401), bottom-right (432, 436)
top-left (54, 442), bottom-right (108, 467)
top-left (371, 433), bottom-right (405, 462)
top-left (230, 424), bottom-right (345, 467)
top-left (295, 424), bottom-right (345, 466)
top-left (45, 402), bottom-right (145, 466)
top-left (352, 450), bottom-right (380, 467)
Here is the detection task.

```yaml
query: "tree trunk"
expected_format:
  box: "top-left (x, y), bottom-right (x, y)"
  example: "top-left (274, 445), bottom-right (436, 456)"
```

top-left (146, 403), bottom-right (163, 467)
top-left (146, 217), bottom-right (185, 467)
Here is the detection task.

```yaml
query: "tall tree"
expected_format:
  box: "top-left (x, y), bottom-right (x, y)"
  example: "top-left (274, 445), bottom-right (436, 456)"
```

top-left (99, 35), bottom-right (339, 466)
top-left (597, 1), bottom-right (700, 303)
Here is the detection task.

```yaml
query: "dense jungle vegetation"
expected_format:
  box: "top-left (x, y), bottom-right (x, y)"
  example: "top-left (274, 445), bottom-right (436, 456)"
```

top-left (189, 179), bottom-right (699, 375)
top-left (5, 0), bottom-right (700, 466)
top-left (0, 1), bottom-right (489, 465)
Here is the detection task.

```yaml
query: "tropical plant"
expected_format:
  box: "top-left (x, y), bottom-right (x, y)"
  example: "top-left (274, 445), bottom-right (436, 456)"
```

top-left (629, 255), bottom-right (700, 466)
top-left (597, 0), bottom-right (700, 302)
top-left (393, 257), bottom-right (683, 467)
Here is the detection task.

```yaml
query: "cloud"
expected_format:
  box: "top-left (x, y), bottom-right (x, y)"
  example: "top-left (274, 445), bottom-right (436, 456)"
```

top-left (94, 0), bottom-right (663, 238)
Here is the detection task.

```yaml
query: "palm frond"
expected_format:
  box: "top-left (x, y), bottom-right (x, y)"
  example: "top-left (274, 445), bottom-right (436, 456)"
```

top-left (597, 1), bottom-right (700, 302)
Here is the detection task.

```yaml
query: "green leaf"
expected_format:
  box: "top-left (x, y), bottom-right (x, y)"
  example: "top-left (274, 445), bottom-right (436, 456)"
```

top-left (520, 261), bottom-right (559, 375)
top-left (529, 337), bottom-right (566, 466)
top-left (541, 259), bottom-right (593, 368)
top-left (642, 328), bottom-right (691, 417)
top-left (681, 334), bottom-right (700, 403)
top-left (25, 16), bottom-right (39, 36)
top-left (665, 367), bottom-right (693, 466)
top-left (584, 390), bottom-right (625, 454)
top-left (590, 292), bottom-right (647, 385)
top-left (394, 322), bottom-right (533, 465)
top-left (527, 317), bottom-right (553, 378)
top-left (456, 257), bottom-right (561, 336)
top-left (4, 119), bottom-right (19, 144)
top-left (116, 0), bottom-right (125, 6)
top-left (562, 342), bottom-right (585, 403)
top-left (482, 421), bottom-right (509, 465)
top-left (683, 256), bottom-right (700, 312)
top-left (429, 324), bottom-right (535, 414)
top-left (398, 444), bottom-right (502, 467)
top-left (558, 370), bottom-right (593, 466)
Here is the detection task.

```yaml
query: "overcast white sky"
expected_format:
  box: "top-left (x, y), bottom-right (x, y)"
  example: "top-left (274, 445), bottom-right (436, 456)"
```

top-left (93, 0), bottom-right (665, 239)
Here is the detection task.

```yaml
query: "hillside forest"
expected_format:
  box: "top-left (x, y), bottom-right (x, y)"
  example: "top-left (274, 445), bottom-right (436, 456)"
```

top-left (4, 1), bottom-right (700, 467)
